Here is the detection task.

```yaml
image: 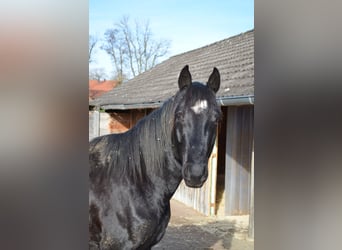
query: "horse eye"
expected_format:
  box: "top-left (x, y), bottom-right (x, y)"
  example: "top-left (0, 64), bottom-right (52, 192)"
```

top-left (176, 111), bottom-right (183, 117)
top-left (175, 111), bottom-right (184, 122)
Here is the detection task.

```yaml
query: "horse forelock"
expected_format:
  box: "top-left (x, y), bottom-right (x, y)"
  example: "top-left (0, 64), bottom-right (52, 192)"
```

top-left (186, 82), bottom-right (217, 106)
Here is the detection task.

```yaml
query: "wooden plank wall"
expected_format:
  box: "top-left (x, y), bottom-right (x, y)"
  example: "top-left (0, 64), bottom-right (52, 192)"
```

top-left (225, 105), bottom-right (254, 215)
top-left (89, 109), bottom-right (150, 140)
top-left (89, 111), bottom-right (112, 140)
top-left (89, 111), bottom-right (99, 141)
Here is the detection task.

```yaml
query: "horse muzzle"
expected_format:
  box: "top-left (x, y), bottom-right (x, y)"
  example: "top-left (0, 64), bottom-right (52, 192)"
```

top-left (182, 163), bottom-right (208, 188)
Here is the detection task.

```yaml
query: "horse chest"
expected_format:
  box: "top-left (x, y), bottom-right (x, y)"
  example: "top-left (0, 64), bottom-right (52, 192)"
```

top-left (101, 202), bottom-right (170, 249)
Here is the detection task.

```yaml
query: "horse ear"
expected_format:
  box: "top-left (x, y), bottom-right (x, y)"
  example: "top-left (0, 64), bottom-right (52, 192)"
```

top-left (207, 67), bottom-right (220, 93)
top-left (178, 65), bottom-right (192, 90)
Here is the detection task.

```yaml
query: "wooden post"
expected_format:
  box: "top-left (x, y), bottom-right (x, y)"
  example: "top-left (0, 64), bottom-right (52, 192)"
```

top-left (96, 106), bottom-right (101, 137)
top-left (248, 141), bottom-right (254, 240)
top-left (89, 106), bottom-right (100, 140)
top-left (209, 135), bottom-right (218, 216)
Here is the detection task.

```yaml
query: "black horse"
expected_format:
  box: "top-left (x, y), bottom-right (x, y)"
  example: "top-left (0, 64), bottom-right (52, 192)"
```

top-left (89, 65), bottom-right (221, 249)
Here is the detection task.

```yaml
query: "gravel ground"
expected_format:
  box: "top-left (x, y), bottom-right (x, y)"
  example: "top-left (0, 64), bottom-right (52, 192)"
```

top-left (153, 199), bottom-right (254, 250)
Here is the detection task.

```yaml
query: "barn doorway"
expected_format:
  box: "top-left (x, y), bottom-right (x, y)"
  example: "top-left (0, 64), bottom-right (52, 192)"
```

top-left (214, 105), bottom-right (254, 216)
top-left (215, 106), bottom-right (227, 216)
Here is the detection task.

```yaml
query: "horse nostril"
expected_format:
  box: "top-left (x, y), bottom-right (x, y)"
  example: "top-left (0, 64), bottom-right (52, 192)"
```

top-left (183, 175), bottom-right (191, 183)
top-left (200, 174), bottom-right (208, 183)
top-left (183, 163), bottom-right (207, 184)
top-left (182, 166), bottom-right (192, 181)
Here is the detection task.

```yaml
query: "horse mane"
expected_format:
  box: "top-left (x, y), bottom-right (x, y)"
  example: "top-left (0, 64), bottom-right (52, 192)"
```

top-left (89, 93), bottom-right (182, 185)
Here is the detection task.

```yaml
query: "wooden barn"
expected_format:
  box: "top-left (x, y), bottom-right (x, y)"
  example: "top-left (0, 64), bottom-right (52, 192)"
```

top-left (89, 30), bottom-right (254, 234)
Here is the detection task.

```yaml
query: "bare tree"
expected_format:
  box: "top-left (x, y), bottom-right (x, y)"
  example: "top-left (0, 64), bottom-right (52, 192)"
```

top-left (101, 28), bottom-right (127, 82)
top-left (89, 35), bottom-right (98, 63)
top-left (101, 16), bottom-right (170, 80)
top-left (89, 67), bottom-right (108, 81)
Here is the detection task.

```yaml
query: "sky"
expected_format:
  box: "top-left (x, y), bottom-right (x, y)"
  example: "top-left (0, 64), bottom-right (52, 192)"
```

top-left (89, 0), bottom-right (254, 78)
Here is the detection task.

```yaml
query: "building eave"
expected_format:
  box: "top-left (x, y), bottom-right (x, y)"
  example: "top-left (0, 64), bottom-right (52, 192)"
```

top-left (99, 95), bottom-right (254, 111)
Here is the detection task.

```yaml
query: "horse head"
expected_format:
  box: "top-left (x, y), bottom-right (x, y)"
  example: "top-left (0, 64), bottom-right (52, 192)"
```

top-left (172, 65), bottom-right (222, 188)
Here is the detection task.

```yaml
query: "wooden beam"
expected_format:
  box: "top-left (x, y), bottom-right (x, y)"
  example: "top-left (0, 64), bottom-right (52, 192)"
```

top-left (248, 140), bottom-right (254, 240)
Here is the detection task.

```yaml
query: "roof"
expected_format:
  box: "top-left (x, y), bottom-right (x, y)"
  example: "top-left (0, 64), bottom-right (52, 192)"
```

top-left (91, 30), bottom-right (254, 109)
top-left (89, 79), bottom-right (118, 100)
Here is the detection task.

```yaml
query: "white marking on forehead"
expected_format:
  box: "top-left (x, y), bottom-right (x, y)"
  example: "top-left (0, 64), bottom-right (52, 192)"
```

top-left (191, 100), bottom-right (208, 114)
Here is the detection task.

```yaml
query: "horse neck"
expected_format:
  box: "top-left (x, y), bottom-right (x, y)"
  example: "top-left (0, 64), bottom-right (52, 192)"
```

top-left (137, 97), bottom-right (183, 199)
